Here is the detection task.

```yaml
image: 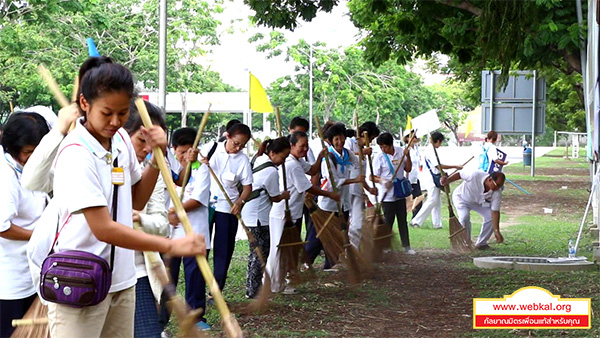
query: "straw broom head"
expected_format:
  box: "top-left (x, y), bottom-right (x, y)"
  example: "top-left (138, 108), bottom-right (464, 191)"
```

top-left (304, 199), bottom-right (344, 267)
top-left (10, 298), bottom-right (49, 338)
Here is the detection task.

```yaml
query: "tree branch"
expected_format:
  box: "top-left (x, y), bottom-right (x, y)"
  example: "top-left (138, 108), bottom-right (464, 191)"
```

top-left (434, 0), bottom-right (482, 16)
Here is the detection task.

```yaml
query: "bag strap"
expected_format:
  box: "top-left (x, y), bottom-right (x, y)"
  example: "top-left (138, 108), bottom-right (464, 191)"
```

top-left (246, 160), bottom-right (277, 202)
top-left (207, 141), bottom-right (219, 161)
top-left (383, 153), bottom-right (397, 182)
top-left (109, 158), bottom-right (118, 271)
top-left (49, 155), bottom-right (119, 272)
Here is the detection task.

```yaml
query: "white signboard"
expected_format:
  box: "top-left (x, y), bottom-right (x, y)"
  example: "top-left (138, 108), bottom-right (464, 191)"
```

top-left (411, 109), bottom-right (442, 138)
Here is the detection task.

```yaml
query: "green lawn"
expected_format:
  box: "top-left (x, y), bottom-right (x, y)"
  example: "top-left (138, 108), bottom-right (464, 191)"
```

top-left (164, 149), bottom-right (600, 337)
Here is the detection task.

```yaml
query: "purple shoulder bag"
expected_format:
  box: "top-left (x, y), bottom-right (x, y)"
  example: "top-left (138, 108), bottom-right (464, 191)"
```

top-left (40, 158), bottom-right (119, 307)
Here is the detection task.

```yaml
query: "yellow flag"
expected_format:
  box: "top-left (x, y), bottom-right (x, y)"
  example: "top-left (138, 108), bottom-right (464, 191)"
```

top-left (405, 115), bottom-right (412, 133)
top-left (249, 73), bottom-right (273, 113)
top-left (464, 120), bottom-right (473, 138)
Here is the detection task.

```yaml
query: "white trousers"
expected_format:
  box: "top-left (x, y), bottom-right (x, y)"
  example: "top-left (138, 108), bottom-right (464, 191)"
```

top-left (411, 185), bottom-right (442, 228)
top-left (452, 194), bottom-right (493, 246)
top-left (349, 194), bottom-right (364, 248)
top-left (266, 217), bottom-right (285, 293)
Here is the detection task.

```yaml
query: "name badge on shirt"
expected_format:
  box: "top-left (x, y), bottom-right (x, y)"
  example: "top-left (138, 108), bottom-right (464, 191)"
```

top-left (112, 167), bottom-right (125, 185)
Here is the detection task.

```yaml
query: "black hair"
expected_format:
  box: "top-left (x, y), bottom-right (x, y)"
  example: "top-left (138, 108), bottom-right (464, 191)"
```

top-left (225, 119), bottom-right (241, 131)
top-left (431, 131), bottom-right (445, 144)
top-left (257, 136), bottom-right (291, 157)
top-left (325, 123), bottom-right (346, 143)
top-left (227, 123), bottom-right (251, 138)
top-left (171, 127), bottom-right (197, 148)
top-left (1, 112), bottom-right (50, 159)
top-left (486, 131), bottom-right (498, 142)
top-left (77, 56), bottom-right (135, 116)
top-left (345, 129), bottom-right (356, 138)
top-left (358, 122), bottom-right (380, 140)
top-left (290, 131), bottom-right (308, 145)
top-left (376, 132), bottom-right (394, 146)
top-left (124, 100), bottom-right (167, 135)
top-left (289, 116), bottom-right (309, 131)
top-left (490, 172), bottom-right (506, 185)
top-left (321, 120), bottom-right (336, 138)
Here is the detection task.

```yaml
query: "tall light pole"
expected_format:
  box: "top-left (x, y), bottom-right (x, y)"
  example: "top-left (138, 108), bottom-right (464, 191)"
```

top-left (309, 44), bottom-right (313, 136)
top-left (158, 0), bottom-right (167, 112)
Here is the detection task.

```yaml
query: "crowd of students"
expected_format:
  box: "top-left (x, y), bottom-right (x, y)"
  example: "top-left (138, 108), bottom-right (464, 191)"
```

top-left (0, 56), bottom-right (507, 337)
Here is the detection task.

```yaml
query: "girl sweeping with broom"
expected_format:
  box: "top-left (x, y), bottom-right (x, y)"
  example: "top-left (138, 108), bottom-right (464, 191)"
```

top-left (48, 57), bottom-right (206, 337)
top-left (241, 137), bottom-right (291, 299)
top-left (267, 131), bottom-right (340, 294)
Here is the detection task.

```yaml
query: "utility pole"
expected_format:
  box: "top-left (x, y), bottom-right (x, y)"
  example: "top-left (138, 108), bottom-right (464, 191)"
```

top-left (309, 44), bottom-right (314, 137)
top-left (158, 0), bottom-right (167, 112)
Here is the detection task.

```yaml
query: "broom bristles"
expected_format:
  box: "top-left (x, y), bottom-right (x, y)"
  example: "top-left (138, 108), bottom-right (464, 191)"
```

top-left (305, 200), bottom-right (344, 266)
top-left (10, 297), bottom-right (49, 338)
top-left (449, 216), bottom-right (473, 253)
top-left (279, 223), bottom-right (302, 285)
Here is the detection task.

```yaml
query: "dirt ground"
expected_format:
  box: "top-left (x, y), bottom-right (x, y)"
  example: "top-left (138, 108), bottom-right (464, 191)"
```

top-left (230, 251), bottom-right (479, 338)
top-left (220, 162), bottom-right (591, 338)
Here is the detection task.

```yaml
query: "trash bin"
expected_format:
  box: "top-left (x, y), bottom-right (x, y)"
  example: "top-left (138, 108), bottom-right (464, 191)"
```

top-left (523, 147), bottom-right (532, 166)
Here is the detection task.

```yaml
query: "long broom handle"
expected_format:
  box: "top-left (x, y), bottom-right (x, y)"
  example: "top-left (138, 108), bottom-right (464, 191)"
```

top-left (314, 117), bottom-right (344, 216)
top-left (134, 99), bottom-right (242, 338)
top-left (205, 164), bottom-right (265, 264)
top-left (179, 107), bottom-right (212, 201)
top-left (275, 107), bottom-right (291, 213)
top-left (38, 64), bottom-right (70, 108)
top-left (430, 136), bottom-right (456, 218)
top-left (364, 135), bottom-right (380, 206)
top-left (133, 222), bottom-right (204, 337)
top-left (377, 132), bottom-right (417, 206)
top-left (447, 156), bottom-right (474, 177)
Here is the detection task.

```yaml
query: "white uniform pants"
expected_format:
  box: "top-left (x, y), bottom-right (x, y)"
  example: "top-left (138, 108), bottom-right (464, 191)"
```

top-left (266, 217), bottom-right (285, 293)
top-left (411, 185), bottom-right (442, 228)
top-left (452, 194), bottom-right (493, 247)
top-left (349, 194), bottom-right (364, 248)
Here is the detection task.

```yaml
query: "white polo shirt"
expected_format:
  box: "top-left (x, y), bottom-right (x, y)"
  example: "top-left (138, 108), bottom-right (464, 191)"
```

top-left (0, 153), bottom-right (48, 299)
top-left (241, 155), bottom-right (281, 227)
top-left (453, 170), bottom-right (502, 211)
top-left (52, 121), bottom-right (142, 293)
top-left (407, 146), bottom-right (420, 184)
top-left (201, 141), bottom-right (253, 213)
top-left (271, 155), bottom-right (313, 220)
top-left (171, 164), bottom-right (211, 249)
top-left (372, 146), bottom-right (408, 202)
top-left (318, 147), bottom-right (359, 212)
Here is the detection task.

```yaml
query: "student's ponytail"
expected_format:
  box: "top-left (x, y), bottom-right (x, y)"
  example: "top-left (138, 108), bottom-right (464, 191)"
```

top-left (77, 56), bottom-right (135, 117)
top-left (256, 139), bottom-right (273, 157)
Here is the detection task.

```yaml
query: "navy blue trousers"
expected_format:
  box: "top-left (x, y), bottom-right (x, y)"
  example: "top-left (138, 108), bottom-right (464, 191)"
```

top-left (210, 211), bottom-right (239, 291)
top-left (134, 277), bottom-right (162, 338)
top-left (0, 294), bottom-right (36, 338)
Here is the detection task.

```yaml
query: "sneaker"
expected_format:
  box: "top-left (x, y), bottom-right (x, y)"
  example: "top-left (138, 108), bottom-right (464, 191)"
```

top-left (404, 248), bottom-right (417, 255)
top-left (160, 331), bottom-right (173, 338)
top-left (475, 244), bottom-right (491, 250)
top-left (323, 267), bottom-right (339, 272)
top-left (282, 286), bottom-right (298, 295)
top-left (196, 321), bottom-right (211, 331)
top-left (300, 263), bottom-right (312, 273)
top-left (409, 221), bottom-right (420, 228)
top-left (433, 225), bottom-right (443, 229)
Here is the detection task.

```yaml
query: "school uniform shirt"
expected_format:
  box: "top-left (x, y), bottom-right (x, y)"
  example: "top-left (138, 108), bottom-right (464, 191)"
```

top-left (241, 155), bottom-right (281, 227)
top-left (171, 164), bottom-right (211, 249)
top-left (52, 121), bottom-right (142, 293)
top-left (271, 155), bottom-right (313, 220)
top-left (453, 170), bottom-right (502, 211)
top-left (0, 153), bottom-right (48, 299)
top-left (372, 146), bottom-right (408, 203)
top-left (407, 146), bottom-right (421, 184)
top-left (345, 137), bottom-right (366, 197)
top-left (135, 164), bottom-right (169, 280)
top-left (318, 147), bottom-right (359, 212)
top-left (201, 141), bottom-right (253, 213)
